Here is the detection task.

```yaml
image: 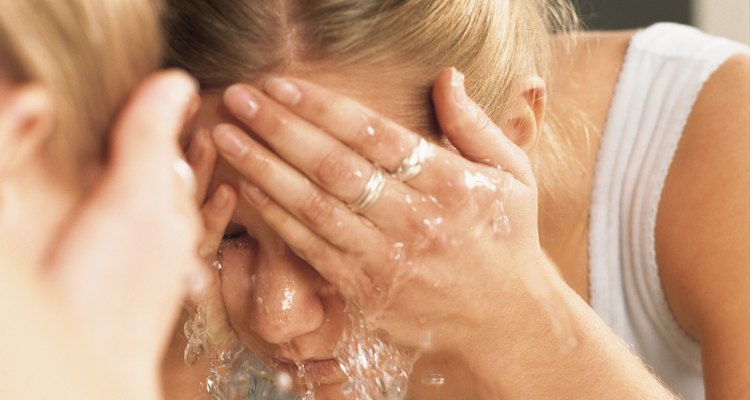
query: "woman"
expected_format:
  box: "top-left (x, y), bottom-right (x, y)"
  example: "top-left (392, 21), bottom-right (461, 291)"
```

top-left (0, 1), bottom-right (237, 398)
top-left (163, 0), bottom-right (749, 399)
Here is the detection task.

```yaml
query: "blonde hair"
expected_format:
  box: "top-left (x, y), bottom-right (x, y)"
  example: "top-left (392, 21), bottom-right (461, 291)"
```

top-left (0, 0), bottom-right (164, 182)
top-left (165, 0), bottom-right (580, 196)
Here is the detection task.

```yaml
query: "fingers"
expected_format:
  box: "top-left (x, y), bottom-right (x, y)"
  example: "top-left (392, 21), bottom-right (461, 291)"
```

top-left (235, 180), bottom-right (375, 296)
top-left (190, 184), bottom-right (239, 353)
top-left (108, 70), bottom-right (199, 194)
top-left (221, 81), bottom-right (461, 198)
top-left (198, 184), bottom-right (237, 260)
top-left (211, 124), bottom-right (384, 251)
top-left (221, 83), bottom-right (376, 203)
top-left (45, 70), bottom-right (204, 360)
top-left (186, 127), bottom-right (218, 204)
top-left (261, 77), bottom-right (420, 171)
top-left (217, 77), bottom-right (520, 241)
top-left (432, 67), bottom-right (534, 186)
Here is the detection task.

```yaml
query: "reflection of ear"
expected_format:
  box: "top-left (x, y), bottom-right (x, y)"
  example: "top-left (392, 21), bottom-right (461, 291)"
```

top-left (503, 76), bottom-right (547, 152)
top-left (0, 84), bottom-right (53, 176)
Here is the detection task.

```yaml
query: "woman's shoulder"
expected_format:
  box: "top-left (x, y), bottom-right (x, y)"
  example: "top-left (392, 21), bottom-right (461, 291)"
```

top-left (655, 52), bottom-right (750, 335)
top-left (655, 51), bottom-right (749, 397)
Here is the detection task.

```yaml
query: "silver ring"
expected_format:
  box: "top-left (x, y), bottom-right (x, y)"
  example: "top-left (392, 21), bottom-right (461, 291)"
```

top-left (392, 138), bottom-right (432, 182)
top-left (348, 166), bottom-right (387, 213)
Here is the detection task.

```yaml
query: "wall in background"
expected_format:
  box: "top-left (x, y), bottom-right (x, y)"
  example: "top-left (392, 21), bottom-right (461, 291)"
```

top-left (575, 0), bottom-right (749, 45)
top-left (694, 0), bottom-right (750, 45)
top-left (575, 0), bottom-right (691, 30)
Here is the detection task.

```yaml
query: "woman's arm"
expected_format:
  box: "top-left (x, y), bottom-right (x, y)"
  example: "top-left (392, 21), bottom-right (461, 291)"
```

top-left (430, 69), bottom-right (677, 399)
top-left (657, 53), bottom-right (750, 400)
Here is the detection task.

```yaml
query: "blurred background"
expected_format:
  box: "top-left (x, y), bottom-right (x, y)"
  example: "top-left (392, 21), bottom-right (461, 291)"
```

top-left (575, 0), bottom-right (750, 45)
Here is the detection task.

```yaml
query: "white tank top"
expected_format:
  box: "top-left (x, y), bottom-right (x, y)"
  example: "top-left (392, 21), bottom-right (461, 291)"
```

top-left (588, 23), bottom-right (749, 399)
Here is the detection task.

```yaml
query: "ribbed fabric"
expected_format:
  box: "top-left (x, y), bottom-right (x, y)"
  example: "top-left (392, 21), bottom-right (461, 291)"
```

top-left (588, 23), bottom-right (749, 399)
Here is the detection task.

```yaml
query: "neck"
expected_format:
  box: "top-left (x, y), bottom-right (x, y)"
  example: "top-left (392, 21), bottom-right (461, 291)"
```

top-left (534, 108), bottom-right (600, 302)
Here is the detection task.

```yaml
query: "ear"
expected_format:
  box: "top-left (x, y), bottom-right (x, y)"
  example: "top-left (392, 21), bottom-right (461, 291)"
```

top-left (502, 75), bottom-right (546, 153)
top-left (0, 83), bottom-right (53, 176)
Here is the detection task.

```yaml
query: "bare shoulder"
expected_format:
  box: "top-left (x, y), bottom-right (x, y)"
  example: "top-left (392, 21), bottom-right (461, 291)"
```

top-left (656, 53), bottom-right (750, 398)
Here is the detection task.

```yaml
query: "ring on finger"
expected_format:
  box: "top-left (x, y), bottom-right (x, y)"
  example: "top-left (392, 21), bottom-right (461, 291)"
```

top-left (391, 137), bottom-right (432, 182)
top-left (348, 166), bottom-right (387, 213)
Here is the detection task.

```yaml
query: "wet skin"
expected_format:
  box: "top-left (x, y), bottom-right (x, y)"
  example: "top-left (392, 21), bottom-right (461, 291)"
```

top-left (192, 69), bottom-right (530, 399)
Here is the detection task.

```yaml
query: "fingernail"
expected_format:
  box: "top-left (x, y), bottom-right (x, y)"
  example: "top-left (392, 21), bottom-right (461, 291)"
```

top-left (212, 125), bottom-right (248, 158)
top-left (225, 85), bottom-right (259, 119)
top-left (264, 77), bottom-right (302, 106)
top-left (198, 240), bottom-right (219, 259)
top-left (451, 68), bottom-right (467, 107)
top-left (239, 179), bottom-right (269, 206)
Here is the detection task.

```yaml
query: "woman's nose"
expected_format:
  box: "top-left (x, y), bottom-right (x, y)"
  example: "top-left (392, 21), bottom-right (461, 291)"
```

top-left (248, 247), bottom-right (325, 344)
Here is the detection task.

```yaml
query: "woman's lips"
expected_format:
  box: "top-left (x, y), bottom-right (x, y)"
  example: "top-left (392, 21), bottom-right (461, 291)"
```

top-left (278, 358), bottom-right (347, 385)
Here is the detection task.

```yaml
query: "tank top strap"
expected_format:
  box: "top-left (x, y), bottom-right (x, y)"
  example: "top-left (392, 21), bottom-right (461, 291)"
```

top-left (588, 22), bottom-right (749, 399)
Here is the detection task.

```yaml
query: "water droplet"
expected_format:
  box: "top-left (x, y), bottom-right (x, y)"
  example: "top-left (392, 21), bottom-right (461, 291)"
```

top-left (390, 242), bottom-right (406, 262)
top-left (281, 287), bottom-right (296, 311)
top-left (421, 373), bottom-right (446, 386)
top-left (341, 381), bottom-right (354, 395)
top-left (463, 170), bottom-right (497, 191)
top-left (491, 199), bottom-right (511, 236)
top-left (275, 371), bottom-right (293, 391)
top-left (419, 330), bottom-right (433, 349)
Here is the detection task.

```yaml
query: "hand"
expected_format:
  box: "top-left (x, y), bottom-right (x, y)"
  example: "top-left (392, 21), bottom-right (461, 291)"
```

top-left (42, 70), bottom-right (205, 398)
top-left (183, 126), bottom-right (239, 363)
top-left (209, 67), bottom-right (562, 356)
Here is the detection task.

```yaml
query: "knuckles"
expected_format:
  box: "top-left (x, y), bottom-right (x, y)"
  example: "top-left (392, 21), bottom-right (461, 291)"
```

top-left (441, 101), bottom-right (491, 138)
top-left (315, 148), bottom-right (363, 190)
top-left (299, 188), bottom-right (339, 228)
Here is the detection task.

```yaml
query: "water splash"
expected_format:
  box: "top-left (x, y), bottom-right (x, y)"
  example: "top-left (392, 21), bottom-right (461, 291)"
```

top-left (285, 343), bottom-right (316, 400)
top-left (184, 302), bottom-right (421, 400)
top-left (201, 345), bottom-right (304, 400)
top-left (334, 305), bottom-right (417, 400)
top-left (184, 304), bottom-right (298, 400)
top-left (184, 302), bottom-right (208, 366)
